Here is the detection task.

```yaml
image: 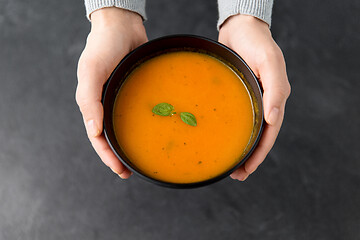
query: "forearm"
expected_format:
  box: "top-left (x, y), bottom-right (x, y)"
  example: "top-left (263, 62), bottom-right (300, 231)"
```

top-left (217, 0), bottom-right (273, 29)
top-left (84, 0), bottom-right (147, 21)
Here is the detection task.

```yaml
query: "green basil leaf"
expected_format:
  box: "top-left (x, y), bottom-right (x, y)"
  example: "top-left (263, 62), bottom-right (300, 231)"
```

top-left (152, 103), bottom-right (174, 116)
top-left (180, 112), bottom-right (197, 127)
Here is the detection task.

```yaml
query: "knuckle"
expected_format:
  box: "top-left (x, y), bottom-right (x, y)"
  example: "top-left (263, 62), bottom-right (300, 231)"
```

top-left (285, 82), bottom-right (291, 98)
top-left (276, 85), bottom-right (291, 101)
top-left (77, 58), bottom-right (92, 79)
top-left (279, 79), bottom-right (291, 100)
top-left (75, 87), bottom-right (83, 106)
top-left (260, 45), bottom-right (285, 66)
top-left (75, 89), bottom-right (90, 112)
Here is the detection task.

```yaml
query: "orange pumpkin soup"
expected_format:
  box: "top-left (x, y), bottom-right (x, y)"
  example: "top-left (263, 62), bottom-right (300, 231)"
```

top-left (113, 51), bottom-right (254, 183)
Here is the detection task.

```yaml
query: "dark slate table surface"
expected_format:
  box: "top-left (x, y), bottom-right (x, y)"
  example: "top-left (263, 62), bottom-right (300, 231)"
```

top-left (0, 0), bottom-right (359, 239)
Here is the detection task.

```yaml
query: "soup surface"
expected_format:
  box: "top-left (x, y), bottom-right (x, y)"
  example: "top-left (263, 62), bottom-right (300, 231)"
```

top-left (113, 51), bottom-right (254, 184)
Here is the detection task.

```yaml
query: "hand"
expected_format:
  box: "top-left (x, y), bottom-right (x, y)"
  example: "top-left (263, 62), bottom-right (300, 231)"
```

top-left (218, 15), bottom-right (291, 181)
top-left (76, 7), bottom-right (148, 178)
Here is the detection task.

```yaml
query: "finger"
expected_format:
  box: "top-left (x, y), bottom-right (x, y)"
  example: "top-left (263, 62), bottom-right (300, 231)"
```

top-left (89, 134), bottom-right (132, 179)
top-left (230, 167), bottom-right (249, 181)
top-left (230, 107), bottom-right (284, 180)
top-left (248, 112), bottom-right (283, 167)
top-left (118, 169), bottom-right (132, 179)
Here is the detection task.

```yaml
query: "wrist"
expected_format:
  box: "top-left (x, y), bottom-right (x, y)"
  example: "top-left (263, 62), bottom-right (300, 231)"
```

top-left (220, 14), bottom-right (269, 32)
top-left (90, 7), bottom-right (143, 30)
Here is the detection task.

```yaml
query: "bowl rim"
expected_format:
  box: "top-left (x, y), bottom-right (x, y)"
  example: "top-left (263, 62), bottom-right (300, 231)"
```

top-left (102, 34), bottom-right (264, 188)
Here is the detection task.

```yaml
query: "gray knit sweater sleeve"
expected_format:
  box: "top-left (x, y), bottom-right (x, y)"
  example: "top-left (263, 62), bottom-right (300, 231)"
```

top-left (84, 0), bottom-right (146, 21)
top-left (217, 0), bottom-right (273, 28)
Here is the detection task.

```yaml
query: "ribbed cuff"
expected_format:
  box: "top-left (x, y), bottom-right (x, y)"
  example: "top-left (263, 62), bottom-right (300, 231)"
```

top-left (84, 0), bottom-right (147, 21)
top-left (217, 0), bottom-right (273, 29)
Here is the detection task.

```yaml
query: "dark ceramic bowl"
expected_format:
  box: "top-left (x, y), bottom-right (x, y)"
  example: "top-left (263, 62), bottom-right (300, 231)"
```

top-left (102, 35), bottom-right (263, 188)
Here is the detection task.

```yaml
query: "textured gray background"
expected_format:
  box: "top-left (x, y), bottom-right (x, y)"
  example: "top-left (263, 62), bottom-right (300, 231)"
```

top-left (1, 0), bottom-right (359, 239)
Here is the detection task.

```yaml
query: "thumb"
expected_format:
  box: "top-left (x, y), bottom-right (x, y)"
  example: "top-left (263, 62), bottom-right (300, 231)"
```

top-left (263, 86), bottom-right (287, 126)
top-left (259, 56), bottom-right (291, 126)
top-left (77, 98), bottom-right (104, 138)
top-left (76, 59), bottom-right (108, 138)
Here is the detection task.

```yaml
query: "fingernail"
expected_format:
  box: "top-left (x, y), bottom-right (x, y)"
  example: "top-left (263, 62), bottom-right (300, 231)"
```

top-left (110, 168), bottom-right (125, 179)
top-left (240, 175), bottom-right (248, 181)
top-left (250, 168), bottom-right (257, 174)
top-left (267, 107), bottom-right (279, 125)
top-left (87, 119), bottom-right (100, 137)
